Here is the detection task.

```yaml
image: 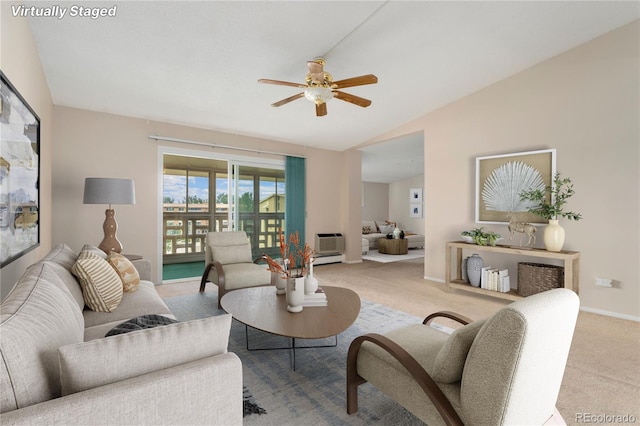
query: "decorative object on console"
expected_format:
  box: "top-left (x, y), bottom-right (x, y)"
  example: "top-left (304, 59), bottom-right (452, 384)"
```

top-left (0, 71), bottom-right (41, 268)
top-left (476, 149), bottom-right (556, 224)
top-left (466, 253), bottom-right (483, 287)
top-left (519, 172), bottom-right (582, 252)
top-left (461, 227), bottom-right (502, 246)
top-left (83, 177), bottom-right (136, 254)
top-left (507, 212), bottom-right (536, 247)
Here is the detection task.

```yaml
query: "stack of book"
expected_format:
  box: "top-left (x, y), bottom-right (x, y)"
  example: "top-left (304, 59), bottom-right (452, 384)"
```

top-left (480, 267), bottom-right (511, 293)
top-left (303, 287), bottom-right (327, 307)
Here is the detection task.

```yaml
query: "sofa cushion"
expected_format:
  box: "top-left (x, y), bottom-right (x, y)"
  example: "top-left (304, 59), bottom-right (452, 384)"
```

top-left (107, 252), bottom-right (140, 292)
top-left (432, 319), bottom-right (486, 383)
top-left (72, 250), bottom-right (123, 312)
top-left (59, 314), bottom-right (233, 395)
top-left (82, 280), bottom-right (173, 330)
top-left (0, 263), bottom-right (84, 412)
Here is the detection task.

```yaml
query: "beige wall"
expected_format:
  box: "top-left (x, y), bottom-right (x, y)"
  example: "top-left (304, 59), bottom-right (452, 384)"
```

top-left (0, 4), bottom-right (54, 299)
top-left (362, 181), bottom-right (389, 221)
top-left (389, 175), bottom-right (425, 235)
top-left (51, 107), bottom-right (353, 283)
top-left (367, 21), bottom-right (640, 319)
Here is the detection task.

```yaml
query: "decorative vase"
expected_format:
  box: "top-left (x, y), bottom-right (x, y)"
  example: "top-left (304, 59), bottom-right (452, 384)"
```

top-left (544, 219), bottom-right (565, 252)
top-left (461, 256), bottom-right (469, 283)
top-left (286, 276), bottom-right (305, 313)
top-left (393, 227), bottom-right (401, 239)
top-left (273, 271), bottom-right (286, 295)
top-left (466, 254), bottom-right (483, 287)
top-left (304, 262), bottom-right (318, 294)
top-left (399, 230), bottom-right (405, 239)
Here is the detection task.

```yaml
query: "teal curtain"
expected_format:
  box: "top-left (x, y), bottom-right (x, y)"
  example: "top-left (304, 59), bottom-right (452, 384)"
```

top-left (285, 156), bottom-right (306, 245)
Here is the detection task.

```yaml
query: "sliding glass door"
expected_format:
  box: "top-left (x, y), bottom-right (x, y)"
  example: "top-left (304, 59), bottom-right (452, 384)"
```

top-left (231, 163), bottom-right (285, 258)
top-left (162, 155), bottom-right (284, 267)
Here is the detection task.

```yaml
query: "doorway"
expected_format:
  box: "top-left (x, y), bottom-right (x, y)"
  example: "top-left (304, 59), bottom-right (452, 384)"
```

top-left (161, 153), bottom-right (284, 281)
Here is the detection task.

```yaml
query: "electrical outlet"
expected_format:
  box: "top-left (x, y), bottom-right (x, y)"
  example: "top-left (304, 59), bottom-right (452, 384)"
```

top-left (595, 277), bottom-right (613, 288)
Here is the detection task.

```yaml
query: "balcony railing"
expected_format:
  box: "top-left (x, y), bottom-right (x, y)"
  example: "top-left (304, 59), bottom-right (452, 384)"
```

top-left (162, 212), bottom-right (284, 264)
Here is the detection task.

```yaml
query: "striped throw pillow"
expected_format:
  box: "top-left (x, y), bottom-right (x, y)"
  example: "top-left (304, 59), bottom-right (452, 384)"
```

top-left (72, 250), bottom-right (123, 312)
top-left (107, 252), bottom-right (140, 292)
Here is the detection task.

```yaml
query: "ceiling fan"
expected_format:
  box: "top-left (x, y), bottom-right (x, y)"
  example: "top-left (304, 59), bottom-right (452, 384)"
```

top-left (258, 58), bottom-right (378, 117)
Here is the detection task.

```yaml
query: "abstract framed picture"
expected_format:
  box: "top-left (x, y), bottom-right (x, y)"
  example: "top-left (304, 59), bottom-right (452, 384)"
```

top-left (409, 187), bottom-right (423, 203)
top-left (475, 149), bottom-right (555, 224)
top-left (410, 204), bottom-right (422, 218)
top-left (1, 71), bottom-right (40, 267)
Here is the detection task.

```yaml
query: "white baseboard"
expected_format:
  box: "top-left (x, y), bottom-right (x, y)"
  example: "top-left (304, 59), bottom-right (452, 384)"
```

top-left (579, 306), bottom-right (640, 322)
top-left (314, 254), bottom-right (345, 265)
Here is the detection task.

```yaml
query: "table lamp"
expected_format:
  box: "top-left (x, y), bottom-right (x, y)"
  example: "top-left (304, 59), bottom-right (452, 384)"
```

top-left (83, 177), bottom-right (135, 254)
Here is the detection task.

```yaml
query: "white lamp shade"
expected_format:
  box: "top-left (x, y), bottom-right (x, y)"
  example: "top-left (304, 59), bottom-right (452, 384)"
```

top-left (83, 178), bottom-right (135, 205)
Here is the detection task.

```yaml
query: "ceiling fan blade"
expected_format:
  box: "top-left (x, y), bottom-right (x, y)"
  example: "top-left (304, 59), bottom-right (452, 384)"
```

top-left (332, 74), bottom-right (378, 89)
top-left (333, 90), bottom-right (372, 108)
top-left (316, 102), bottom-right (327, 117)
top-left (259, 79), bottom-right (308, 88)
top-left (271, 92), bottom-right (305, 107)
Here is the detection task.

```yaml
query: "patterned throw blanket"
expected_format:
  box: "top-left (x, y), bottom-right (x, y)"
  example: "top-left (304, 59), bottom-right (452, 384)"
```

top-left (105, 314), bottom-right (267, 417)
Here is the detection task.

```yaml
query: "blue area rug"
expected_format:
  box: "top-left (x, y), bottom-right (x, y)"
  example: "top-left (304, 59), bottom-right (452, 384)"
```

top-left (164, 291), bottom-right (426, 425)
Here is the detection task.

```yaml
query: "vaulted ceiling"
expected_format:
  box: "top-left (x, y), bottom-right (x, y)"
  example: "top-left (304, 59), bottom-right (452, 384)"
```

top-left (26, 1), bottom-right (638, 156)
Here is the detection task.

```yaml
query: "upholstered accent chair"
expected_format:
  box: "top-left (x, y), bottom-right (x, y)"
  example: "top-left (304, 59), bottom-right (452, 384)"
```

top-left (199, 231), bottom-right (271, 308)
top-left (347, 288), bottom-right (580, 425)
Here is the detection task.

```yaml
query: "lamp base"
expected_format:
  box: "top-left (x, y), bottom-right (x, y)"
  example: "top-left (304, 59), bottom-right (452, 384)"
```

top-left (98, 208), bottom-right (123, 254)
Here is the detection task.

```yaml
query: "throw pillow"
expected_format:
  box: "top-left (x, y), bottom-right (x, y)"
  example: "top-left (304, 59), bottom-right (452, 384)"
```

top-left (379, 225), bottom-right (393, 234)
top-left (71, 250), bottom-right (123, 312)
top-left (362, 225), bottom-right (372, 235)
top-left (107, 252), bottom-right (141, 292)
top-left (81, 244), bottom-right (107, 260)
top-left (105, 314), bottom-right (178, 337)
top-left (431, 319), bottom-right (486, 383)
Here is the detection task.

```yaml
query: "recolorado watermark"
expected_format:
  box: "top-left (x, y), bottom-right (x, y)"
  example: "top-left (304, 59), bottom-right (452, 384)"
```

top-left (11, 4), bottom-right (117, 20)
top-left (576, 413), bottom-right (637, 423)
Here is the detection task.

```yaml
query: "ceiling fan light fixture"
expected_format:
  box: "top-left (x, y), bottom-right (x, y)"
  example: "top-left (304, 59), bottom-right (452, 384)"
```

top-left (304, 86), bottom-right (334, 105)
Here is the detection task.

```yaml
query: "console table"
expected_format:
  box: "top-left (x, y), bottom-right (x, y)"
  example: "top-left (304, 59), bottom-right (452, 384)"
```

top-left (445, 241), bottom-right (580, 301)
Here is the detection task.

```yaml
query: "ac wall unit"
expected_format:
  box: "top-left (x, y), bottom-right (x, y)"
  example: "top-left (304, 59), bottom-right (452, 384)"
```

top-left (316, 233), bottom-right (345, 255)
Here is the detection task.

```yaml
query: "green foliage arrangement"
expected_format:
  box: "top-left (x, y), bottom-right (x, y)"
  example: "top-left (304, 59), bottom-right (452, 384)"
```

top-left (519, 172), bottom-right (582, 221)
top-left (461, 227), bottom-right (501, 246)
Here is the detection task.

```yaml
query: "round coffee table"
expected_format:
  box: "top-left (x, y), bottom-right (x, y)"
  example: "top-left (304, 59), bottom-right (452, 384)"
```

top-left (220, 285), bottom-right (361, 369)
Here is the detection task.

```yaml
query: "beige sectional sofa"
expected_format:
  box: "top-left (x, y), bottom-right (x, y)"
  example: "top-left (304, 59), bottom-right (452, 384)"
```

top-left (0, 243), bottom-right (242, 425)
top-left (362, 220), bottom-right (425, 250)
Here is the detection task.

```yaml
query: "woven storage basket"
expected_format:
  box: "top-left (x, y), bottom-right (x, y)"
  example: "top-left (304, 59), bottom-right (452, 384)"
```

top-left (517, 262), bottom-right (564, 297)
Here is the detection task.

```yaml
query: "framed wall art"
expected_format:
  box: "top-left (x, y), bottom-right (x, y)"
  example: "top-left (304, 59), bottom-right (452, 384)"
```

top-left (410, 204), bottom-right (422, 218)
top-left (475, 149), bottom-right (555, 224)
top-left (1, 71), bottom-right (40, 267)
top-left (409, 187), bottom-right (423, 203)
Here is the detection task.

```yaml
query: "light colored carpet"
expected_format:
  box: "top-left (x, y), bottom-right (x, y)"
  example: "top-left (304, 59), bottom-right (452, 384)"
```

top-left (165, 292), bottom-right (426, 425)
top-left (159, 259), bottom-right (640, 426)
top-left (362, 248), bottom-right (425, 263)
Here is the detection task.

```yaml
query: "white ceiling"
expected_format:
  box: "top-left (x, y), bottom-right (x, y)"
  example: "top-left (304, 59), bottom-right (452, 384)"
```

top-left (25, 1), bottom-right (639, 180)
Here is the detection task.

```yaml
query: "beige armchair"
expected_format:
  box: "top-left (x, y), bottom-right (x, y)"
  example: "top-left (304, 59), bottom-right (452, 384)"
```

top-left (199, 231), bottom-right (272, 307)
top-left (347, 288), bottom-right (580, 425)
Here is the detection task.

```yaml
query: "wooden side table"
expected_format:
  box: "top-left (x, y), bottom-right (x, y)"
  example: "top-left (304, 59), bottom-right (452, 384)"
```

top-left (378, 238), bottom-right (408, 255)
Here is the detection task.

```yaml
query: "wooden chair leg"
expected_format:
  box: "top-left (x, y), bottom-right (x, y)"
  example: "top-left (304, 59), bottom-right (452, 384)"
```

top-left (199, 263), bottom-right (214, 293)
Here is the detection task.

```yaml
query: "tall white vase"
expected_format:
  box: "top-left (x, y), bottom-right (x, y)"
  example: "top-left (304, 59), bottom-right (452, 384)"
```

top-left (286, 277), bottom-right (305, 313)
top-left (544, 219), bottom-right (565, 252)
top-left (305, 262), bottom-right (318, 294)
